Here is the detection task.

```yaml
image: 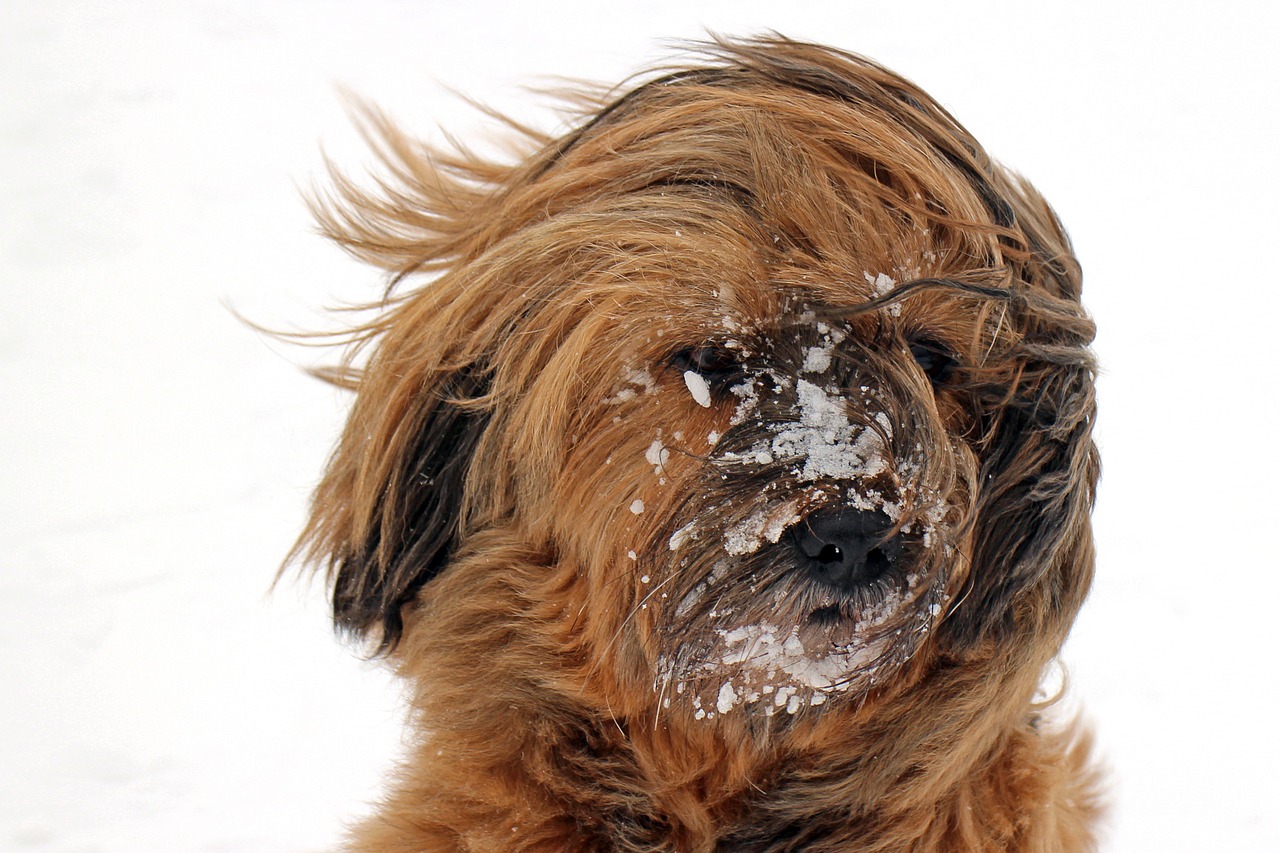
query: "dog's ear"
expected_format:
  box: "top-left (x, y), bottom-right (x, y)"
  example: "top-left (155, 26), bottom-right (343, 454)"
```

top-left (946, 203), bottom-right (1099, 651)
top-left (956, 355), bottom-right (1098, 649)
top-left (296, 359), bottom-right (492, 654)
top-left (286, 100), bottom-right (530, 653)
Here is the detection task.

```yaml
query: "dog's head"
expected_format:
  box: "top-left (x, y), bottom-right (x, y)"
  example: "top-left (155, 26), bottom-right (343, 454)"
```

top-left (297, 36), bottom-right (1097, 727)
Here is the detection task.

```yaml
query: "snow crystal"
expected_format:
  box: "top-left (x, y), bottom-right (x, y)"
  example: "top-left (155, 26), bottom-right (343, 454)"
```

top-left (669, 520), bottom-right (697, 551)
top-left (630, 500), bottom-right (645, 515)
top-left (683, 370), bottom-right (712, 408)
top-left (645, 439), bottom-right (669, 469)
top-left (723, 499), bottom-right (804, 557)
top-left (865, 272), bottom-right (901, 317)
top-left (802, 344), bottom-right (833, 374)
top-left (729, 377), bottom-right (760, 426)
top-left (800, 322), bottom-right (846, 376)
top-left (866, 271), bottom-right (895, 296)
top-left (716, 681), bottom-right (738, 714)
top-left (765, 380), bottom-right (888, 482)
top-left (606, 366), bottom-right (658, 404)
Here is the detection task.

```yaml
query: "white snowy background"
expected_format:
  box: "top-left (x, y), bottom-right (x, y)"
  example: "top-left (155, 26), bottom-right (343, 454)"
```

top-left (3, 1), bottom-right (1278, 850)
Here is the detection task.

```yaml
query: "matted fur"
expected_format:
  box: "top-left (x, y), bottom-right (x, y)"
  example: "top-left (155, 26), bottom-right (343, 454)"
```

top-left (294, 35), bottom-right (1101, 852)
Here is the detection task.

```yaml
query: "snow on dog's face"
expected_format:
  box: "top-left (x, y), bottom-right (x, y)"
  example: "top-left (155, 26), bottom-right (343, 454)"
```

top-left (298, 38), bottom-right (1098, 734)
top-left (579, 285), bottom-right (984, 723)
top-left (657, 321), bottom-right (959, 719)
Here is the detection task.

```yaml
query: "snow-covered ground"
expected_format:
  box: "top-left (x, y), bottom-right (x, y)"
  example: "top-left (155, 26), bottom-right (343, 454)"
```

top-left (3, 2), bottom-right (1278, 850)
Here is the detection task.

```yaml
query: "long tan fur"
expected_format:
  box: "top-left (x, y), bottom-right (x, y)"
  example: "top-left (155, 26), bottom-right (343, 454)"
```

top-left (294, 35), bottom-right (1102, 851)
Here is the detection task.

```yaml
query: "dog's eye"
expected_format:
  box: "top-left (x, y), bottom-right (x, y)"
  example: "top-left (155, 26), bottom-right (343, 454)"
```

top-left (671, 345), bottom-right (743, 386)
top-left (908, 338), bottom-right (958, 387)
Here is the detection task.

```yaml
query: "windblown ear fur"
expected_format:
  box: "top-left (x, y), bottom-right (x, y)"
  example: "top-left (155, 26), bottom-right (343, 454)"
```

top-left (288, 101), bottom-right (528, 653)
top-left (943, 194), bottom-right (1099, 652)
top-left (293, 352), bottom-right (492, 654)
top-left (958, 352), bottom-right (1098, 648)
top-left (336, 365), bottom-right (491, 651)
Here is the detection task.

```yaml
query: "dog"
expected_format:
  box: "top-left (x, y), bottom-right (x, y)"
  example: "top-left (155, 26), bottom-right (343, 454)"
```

top-left (293, 35), bottom-right (1102, 851)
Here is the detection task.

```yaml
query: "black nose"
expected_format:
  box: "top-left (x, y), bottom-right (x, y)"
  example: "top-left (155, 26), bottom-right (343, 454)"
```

top-left (792, 507), bottom-right (902, 592)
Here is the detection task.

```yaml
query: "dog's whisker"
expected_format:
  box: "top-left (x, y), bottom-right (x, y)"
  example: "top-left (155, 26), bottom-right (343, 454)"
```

top-left (603, 692), bottom-right (626, 739)
top-left (981, 302), bottom-right (1010, 368)
top-left (653, 669), bottom-right (673, 732)
top-left (942, 548), bottom-right (977, 621)
top-left (584, 571), bottom-right (679, 687)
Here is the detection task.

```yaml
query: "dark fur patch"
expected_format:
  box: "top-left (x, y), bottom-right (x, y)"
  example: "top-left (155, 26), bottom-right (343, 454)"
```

top-left (332, 365), bottom-right (492, 651)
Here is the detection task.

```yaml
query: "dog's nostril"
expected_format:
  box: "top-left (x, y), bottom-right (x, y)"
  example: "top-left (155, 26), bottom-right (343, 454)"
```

top-left (817, 544), bottom-right (844, 565)
top-left (863, 547), bottom-right (891, 581)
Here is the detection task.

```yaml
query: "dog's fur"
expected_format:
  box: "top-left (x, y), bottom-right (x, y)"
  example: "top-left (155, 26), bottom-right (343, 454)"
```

top-left (295, 36), bottom-right (1101, 852)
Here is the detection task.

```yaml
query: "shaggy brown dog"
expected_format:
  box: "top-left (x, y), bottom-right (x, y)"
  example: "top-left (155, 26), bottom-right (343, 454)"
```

top-left (294, 36), bottom-right (1101, 851)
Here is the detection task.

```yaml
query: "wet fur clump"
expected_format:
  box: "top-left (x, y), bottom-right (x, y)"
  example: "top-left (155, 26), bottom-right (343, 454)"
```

top-left (292, 35), bottom-right (1101, 852)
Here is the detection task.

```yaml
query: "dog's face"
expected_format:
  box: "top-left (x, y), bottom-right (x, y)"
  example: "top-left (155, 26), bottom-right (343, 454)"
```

top-left (565, 294), bottom-right (970, 720)
top-left (299, 39), bottom-right (1097, 734)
